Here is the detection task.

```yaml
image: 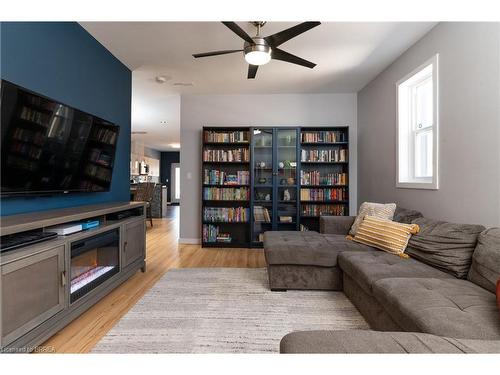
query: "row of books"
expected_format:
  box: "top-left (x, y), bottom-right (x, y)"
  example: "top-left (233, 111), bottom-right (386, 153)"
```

top-left (88, 148), bottom-right (113, 167)
top-left (202, 224), bottom-right (232, 243)
top-left (301, 149), bottom-right (348, 162)
top-left (203, 148), bottom-right (250, 162)
top-left (203, 207), bottom-right (249, 223)
top-left (203, 187), bottom-right (250, 201)
top-left (203, 169), bottom-right (250, 185)
top-left (301, 131), bottom-right (347, 143)
top-left (5, 154), bottom-right (37, 172)
top-left (19, 106), bottom-right (50, 127)
top-left (301, 204), bottom-right (347, 216)
top-left (10, 141), bottom-right (42, 160)
top-left (11, 127), bottom-right (46, 146)
top-left (253, 206), bottom-right (271, 223)
top-left (84, 164), bottom-right (112, 183)
top-left (300, 188), bottom-right (347, 201)
top-left (300, 170), bottom-right (347, 186)
top-left (91, 128), bottom-right (118, 145)
top-left (204, 131), bottom-right (249, 143)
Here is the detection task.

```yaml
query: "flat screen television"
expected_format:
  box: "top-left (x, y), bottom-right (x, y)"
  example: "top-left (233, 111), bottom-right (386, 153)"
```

top-left (1, 80), bottom-right (120, 196)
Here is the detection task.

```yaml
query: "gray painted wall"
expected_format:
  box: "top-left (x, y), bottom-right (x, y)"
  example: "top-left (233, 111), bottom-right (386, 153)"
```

top-left (358, 22), bottom-right (500, 227)
top-left (180, 93), bottom-right (358, 241)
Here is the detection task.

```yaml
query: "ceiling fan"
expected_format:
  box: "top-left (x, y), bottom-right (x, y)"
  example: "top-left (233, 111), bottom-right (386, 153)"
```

top-left (192, 21), bottom-right (321, 79)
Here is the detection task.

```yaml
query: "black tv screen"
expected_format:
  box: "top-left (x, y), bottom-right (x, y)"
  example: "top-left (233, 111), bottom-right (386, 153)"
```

top-left (1, 80), bottom-right (120, 196)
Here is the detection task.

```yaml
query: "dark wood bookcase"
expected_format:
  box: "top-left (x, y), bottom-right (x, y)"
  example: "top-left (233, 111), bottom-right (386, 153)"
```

top-left (201, 127), bottom-right (251, 247)
top-left (201, 126), bottom-right (349, 248)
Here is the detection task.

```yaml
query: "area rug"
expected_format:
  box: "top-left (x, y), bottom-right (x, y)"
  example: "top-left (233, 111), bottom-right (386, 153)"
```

top-left (92, 268), bottom-right (369, 353)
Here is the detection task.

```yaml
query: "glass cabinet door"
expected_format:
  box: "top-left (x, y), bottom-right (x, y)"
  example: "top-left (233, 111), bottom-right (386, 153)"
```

top-left (276, 129), bottom-right (298, 231)
top-left (252, 128), bottom-right (273, 244)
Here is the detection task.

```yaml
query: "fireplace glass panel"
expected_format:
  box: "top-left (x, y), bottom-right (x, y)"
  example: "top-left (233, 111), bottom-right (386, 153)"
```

top-left (70, 228), bottom-right (119, 303)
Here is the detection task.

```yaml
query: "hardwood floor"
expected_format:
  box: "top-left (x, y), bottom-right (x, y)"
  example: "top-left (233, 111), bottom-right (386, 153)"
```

top-left (42, 207), bottom-right (266, 353)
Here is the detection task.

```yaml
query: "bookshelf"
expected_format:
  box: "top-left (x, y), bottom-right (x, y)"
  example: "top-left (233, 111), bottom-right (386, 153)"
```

top-left (299, 127), bottom-right (349, 232)
top-left (201, 127), bottom-right (251, 247)
top-left (201, 126), bottom-right (349, 248)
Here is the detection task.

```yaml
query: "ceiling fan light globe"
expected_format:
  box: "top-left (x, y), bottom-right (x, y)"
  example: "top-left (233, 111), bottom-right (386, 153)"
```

top-left (244, 50), bottom-right (271, 66)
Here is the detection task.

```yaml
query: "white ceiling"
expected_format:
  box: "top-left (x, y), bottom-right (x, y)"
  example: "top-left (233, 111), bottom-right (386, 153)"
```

top-left (80, 22), bottom-right (436, 151)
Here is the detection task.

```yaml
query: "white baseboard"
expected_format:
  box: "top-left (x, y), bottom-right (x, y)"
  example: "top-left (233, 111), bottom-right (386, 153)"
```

top-left (178, 238), bottom-right (201, 244)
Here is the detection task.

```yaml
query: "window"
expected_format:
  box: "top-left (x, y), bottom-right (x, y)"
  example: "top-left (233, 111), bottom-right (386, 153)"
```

top-left (397, 54), bottom-right (439, 189)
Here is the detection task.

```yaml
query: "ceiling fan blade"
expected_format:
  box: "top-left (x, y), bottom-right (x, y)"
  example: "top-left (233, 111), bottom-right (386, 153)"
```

top-left (247, 64), bottom-right (258, 79)
top-left (193, 49), bottom-right (243, 58)
top-left (222, 22), bottom-right (254, 44)
top-left (271, 48), bottom-right (316, 68)
top-left (265, 22), bottom-right (321, 47)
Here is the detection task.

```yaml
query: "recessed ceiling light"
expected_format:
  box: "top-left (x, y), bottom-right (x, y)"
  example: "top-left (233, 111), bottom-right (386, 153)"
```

top-left (169, 143), bottom-right (181, 149)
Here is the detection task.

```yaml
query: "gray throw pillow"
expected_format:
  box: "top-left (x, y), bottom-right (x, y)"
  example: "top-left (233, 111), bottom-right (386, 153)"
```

top-left (406, 218), bottom-right (485, 279)
top-left (393, 207), bottom-right (423, 224)
top-left (468, 228), bottom-right (500, 293)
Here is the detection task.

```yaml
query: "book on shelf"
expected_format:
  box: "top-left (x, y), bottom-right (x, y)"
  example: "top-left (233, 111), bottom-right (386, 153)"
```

top-left (253, 206), bottom-right (271, 223)
top-left (19, 106), bottom-right (50, 127)
top-left (203, 169), bottom-right (249, 185)
top-left (202, 224), bottom-right (232, 243)
top-left (91, 127), bottom-right (117, 145)
top-left (203, 187), bottom-right (249, 201)
top-left (301, 131), bottom-right (347, 143)
top-left (203, 148), bottom-right (250, 162)
top-left (300, 170), bottom-right (347, 186)
top-left (204, 130), bottom-right (249, 143)
top-left (301, 204), bottom-right (346, 216)
top-left (279, 216), bottom-right (293, 223)
top-left (300, 188), bottom-right (347, 201)
top-left (203, 207), bottom-right (249, 223)
top-left (301, 148), bottom-right (348, 162)
top-left (12, 127), bottom-right (46, 146)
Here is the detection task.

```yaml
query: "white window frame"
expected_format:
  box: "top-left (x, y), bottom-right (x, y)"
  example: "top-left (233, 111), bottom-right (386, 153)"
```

top-left (396, 54), bottom-right (439, 190)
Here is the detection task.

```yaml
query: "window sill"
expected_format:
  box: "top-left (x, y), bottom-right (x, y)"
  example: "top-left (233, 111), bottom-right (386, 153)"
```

top-left (396, 181), bottom-right (438, 190)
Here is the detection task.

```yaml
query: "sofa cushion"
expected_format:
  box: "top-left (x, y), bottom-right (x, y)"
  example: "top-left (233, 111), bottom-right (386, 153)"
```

top-left (264, 231), bottom-right (337, 267)
top-left (279, 330), bottom-right (500, 353)
top-left (497, 279), bottom-right (500, 312)
top-left (393, 207), bottom-right (423, 224)
top-left (373, 278), bottom-right (500, 340)
top-left (468, 228), bottom-right (500, 293)
top-left (407, 218), bottom-right (485, 278)
top-left (338, 250), bottom-right (453, 295)
top-left (322, 234), bottom-right (374, 251)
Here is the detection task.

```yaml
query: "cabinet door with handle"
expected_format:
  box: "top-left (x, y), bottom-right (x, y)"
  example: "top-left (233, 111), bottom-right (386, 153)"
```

top-left (1, 245), bottom-right (66, 347)
top-left (122, 219), bottom-right (146, 268)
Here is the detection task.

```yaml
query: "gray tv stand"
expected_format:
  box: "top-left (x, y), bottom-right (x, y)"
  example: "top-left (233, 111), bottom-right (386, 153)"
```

top-left (0, 201), bottom-right (147, 352)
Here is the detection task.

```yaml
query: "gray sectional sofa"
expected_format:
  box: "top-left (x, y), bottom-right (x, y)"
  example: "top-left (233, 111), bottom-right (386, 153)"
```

top-left (263, 207), bottom-right (500, 353)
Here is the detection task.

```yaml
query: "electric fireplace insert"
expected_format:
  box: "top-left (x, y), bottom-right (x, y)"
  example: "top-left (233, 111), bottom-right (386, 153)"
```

top-left (70, 229), bottom-right (120, 303)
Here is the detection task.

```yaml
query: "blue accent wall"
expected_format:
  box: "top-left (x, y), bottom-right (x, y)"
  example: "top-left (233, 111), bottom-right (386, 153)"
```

top-left (0, 22), bottom-right (131, 216)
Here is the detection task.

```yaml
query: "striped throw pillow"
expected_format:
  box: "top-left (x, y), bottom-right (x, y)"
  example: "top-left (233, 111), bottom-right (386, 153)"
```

top-left (349, 202), bottom-right (397, 236)
top-left (352, 215), bottom-right (420, 257)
